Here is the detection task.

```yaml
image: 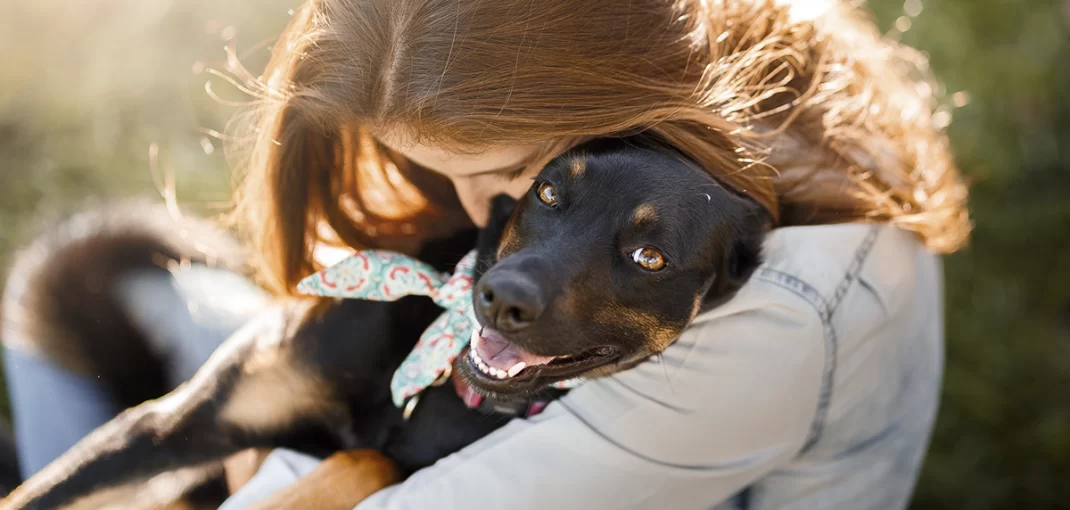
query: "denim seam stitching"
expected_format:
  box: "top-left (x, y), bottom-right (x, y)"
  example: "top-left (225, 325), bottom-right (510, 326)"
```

top-left (752, 224), bottom-right (882, 453)
top-left (753, 267), bottom-right (831, 453)
top-left (828, 226), bottom-right (882, 317)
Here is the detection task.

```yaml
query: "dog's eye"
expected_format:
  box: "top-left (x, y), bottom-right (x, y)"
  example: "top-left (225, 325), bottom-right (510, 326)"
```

top-left (536, 182), bottom-right (558, 207)
top-left (631, 247), bottom-right (666, 271)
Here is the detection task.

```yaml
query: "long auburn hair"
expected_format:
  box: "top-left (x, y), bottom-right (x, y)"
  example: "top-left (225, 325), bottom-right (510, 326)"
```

top-left (226, 0), bottom-right (971, 296)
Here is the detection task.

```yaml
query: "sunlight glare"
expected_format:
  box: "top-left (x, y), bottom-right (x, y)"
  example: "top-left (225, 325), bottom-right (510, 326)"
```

top-left (777, 0), bottom-right (835, 22)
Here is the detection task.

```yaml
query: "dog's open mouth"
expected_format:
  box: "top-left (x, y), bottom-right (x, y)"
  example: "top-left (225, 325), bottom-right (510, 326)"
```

top-left (463, 327), bottom-right (619, 389)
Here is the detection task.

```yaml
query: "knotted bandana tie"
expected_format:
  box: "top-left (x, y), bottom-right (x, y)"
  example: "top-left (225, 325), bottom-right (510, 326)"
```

top-left (297, 249), bottom-right (477, 407)
top-left (297, 249), bottom-right (580, 408)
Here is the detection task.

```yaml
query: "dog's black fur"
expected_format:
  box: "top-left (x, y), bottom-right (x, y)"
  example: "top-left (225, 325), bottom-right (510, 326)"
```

top-left (0, 137), bottom-right (770, 509)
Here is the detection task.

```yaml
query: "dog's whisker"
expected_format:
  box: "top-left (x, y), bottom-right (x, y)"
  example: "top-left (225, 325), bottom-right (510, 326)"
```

top-left (657, 353), bottom-right (678, 397)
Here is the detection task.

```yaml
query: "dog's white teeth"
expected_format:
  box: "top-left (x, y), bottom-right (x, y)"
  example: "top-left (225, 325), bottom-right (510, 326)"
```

top-left (471, 349), bottom-right (502, 378)
top-left (507, 362), bottom-right (526, 378)
top-left (472, 347), bottom-right (527, 379)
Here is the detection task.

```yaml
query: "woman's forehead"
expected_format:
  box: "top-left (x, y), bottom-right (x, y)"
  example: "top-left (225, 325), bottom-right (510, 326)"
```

top-left (375, 129), bottom-right (543, 178)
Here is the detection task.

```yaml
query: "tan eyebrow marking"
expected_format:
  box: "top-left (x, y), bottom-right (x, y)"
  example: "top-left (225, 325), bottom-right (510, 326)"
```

top-left (631, 203), bottom-right (658, 226)
top-left (568, 158), bottom-right (586, 179)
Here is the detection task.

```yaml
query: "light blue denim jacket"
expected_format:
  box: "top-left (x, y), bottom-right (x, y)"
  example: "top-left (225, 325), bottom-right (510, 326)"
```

top-left (221, 222), bottom-right (945, 510)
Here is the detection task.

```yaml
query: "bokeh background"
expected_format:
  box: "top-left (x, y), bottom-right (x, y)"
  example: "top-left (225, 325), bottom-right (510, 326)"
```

top-left (0, 0), bottom-right (1067, 508)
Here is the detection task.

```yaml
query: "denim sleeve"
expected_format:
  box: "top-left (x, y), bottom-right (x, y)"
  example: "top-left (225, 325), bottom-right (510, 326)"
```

top-left (352, 277), bottom-right (826, 510)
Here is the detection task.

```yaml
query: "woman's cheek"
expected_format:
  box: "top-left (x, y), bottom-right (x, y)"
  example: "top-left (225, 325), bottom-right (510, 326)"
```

top-left (452, 181), bottom-right (493, 227)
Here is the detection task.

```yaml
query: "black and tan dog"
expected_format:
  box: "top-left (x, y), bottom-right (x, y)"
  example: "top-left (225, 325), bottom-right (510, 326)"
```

top-left (0, 137), bottom-right (769, 509)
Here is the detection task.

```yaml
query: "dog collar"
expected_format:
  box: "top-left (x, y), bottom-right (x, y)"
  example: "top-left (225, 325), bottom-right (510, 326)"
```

top-left (297, 249), bottom-right (580, 408)
top-left (451, 371), bottom-right (553, 418)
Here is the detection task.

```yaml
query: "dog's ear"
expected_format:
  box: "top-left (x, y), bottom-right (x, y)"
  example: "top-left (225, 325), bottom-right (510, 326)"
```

top-left (703, 201), bottom-right (770, 308)
top-left (488, 194), bottom-right (519, 228)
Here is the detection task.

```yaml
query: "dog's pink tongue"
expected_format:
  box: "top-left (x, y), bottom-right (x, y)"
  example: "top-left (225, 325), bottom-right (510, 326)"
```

top-left (472, 328), bottom-right (556, 371)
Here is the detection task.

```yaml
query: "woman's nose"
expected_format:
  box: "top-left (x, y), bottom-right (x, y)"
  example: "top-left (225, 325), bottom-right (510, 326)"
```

top-left (453, 179), bottom-right (493, 227)
top-left (452, 175), bottom-right (531, 227)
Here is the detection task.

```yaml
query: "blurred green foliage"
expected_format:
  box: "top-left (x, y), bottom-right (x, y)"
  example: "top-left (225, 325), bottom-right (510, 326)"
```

top-left (865, 1), bottom-right (1070, 508)
top-left (0, 0), bottom-right (1066, 508)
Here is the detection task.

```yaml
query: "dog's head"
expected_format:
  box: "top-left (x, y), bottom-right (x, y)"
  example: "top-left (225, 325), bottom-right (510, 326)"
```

top-left (459, 138), bottom-right (770, 397)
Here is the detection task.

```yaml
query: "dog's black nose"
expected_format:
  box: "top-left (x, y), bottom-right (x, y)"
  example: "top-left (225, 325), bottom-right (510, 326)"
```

top-left (476, 274), bottom-right (545, 332)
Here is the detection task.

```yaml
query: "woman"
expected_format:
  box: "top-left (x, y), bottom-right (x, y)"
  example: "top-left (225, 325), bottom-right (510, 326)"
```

top-left (3, 0), bottom-right (969, 508)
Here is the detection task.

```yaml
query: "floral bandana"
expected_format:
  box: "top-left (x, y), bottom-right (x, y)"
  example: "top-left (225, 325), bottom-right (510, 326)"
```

top-left (296, 249), bottom-right (579, 408)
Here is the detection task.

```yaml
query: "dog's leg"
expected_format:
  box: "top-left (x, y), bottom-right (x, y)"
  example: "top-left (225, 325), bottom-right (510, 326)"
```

top-left (0, 299), bottom-right (351, 510)
top-left (223, 448), bottom-right (276, 494)
top-left (245, 450), bottom-right (401, 510)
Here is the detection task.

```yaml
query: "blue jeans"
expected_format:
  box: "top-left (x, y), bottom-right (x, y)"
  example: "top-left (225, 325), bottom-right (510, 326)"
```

top-left (2, 264), bottom-right (268, 479)
top-left (3, 347), bottom-right (121, 478)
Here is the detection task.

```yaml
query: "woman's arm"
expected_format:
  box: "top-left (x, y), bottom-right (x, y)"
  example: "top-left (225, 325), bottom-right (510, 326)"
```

top-left (356, 278), bottom-right (826, 510)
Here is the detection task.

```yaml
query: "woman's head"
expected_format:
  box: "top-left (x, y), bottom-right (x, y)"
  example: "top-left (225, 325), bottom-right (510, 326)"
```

top-left (373, 132), bottom-right (552, 227)
top-left (229, 0), bottom-right (970, 295)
